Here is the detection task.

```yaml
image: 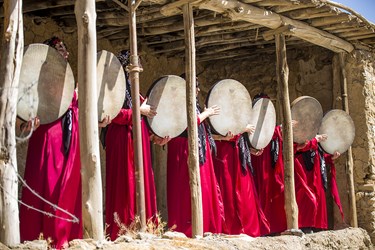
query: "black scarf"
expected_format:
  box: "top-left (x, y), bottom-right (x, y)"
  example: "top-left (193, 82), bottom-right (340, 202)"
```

top-left (301, 149), bottom-right (315, 171)
top-left (270, 138), bottom-right (279, 169)
top-left (237, 133), bottom-right (253, 174)
top-left (61, 109), bottom-right (72, 156)
top-left (196, 103), bottom-right (216, 164)
top-left (318, 144), bottom-right (328, 191)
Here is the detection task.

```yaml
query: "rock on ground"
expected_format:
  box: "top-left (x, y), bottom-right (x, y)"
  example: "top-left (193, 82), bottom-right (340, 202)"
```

top-left (7, 227), bottom-right (374, 250)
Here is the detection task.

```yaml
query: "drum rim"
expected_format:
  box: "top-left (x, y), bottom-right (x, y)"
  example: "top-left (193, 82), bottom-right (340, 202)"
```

top-left (248, 97), bottom-right (277, 149)
top-left (318, 109), bottom-right (355, 154)
top-left (145, 75), bottom-right (186, 138)
top-left (291, 95), bottom-right (323, 143)
top-left (205, 78), bottom-right (251, 136)
top-left (17, 43), bottom-right (75, 124)
top-left (96, 49), bottom-right (127, 121)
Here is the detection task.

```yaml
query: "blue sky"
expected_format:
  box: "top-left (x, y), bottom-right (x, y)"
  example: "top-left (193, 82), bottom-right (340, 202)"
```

top-left (336, 0), bottom-right (375, 23)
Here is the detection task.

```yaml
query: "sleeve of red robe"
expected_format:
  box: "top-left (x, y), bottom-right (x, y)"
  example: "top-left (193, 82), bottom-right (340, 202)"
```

top-left (325, 154), bottom-right (345, 221)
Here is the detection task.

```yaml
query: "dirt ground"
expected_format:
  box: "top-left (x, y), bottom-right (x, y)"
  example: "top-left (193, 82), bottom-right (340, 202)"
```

top-left (1, 227), bottom-right (372, 250)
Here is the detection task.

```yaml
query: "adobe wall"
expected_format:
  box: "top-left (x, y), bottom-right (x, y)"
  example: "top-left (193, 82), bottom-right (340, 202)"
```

top-left (10, 17), bottom-right (375, 241)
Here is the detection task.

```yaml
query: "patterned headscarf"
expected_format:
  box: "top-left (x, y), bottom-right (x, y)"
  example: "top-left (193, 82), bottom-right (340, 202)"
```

top-left (117, 50), bottom-right (132, 109)
top-left (43, 36), bottom-right (63, 48)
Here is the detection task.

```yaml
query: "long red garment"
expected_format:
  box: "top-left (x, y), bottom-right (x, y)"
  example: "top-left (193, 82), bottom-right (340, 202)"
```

top-left (105, 108), bottom-right (157, 240)
top-left (324, 154), bottom-right (345, 221)
top-left (167, 119), bottom-right (224, 237)
top-left (294, 138), bottom-right (325, 229)
top-left (20, 93), bottom-right (82, 249)
top-left (251, 126), bottom-right (287, 234)
top-left (213, 138), bottom-right (269, 236)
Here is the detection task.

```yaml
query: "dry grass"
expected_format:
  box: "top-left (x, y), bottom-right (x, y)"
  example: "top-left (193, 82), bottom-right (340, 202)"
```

top-left (113, 212), bottom-right (170, 239)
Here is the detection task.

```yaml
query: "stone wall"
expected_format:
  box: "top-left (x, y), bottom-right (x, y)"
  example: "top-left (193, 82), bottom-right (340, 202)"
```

top-left (349, 50), bottom-right (375, 241)
top-left (8, 16), bottom-right (375, 242)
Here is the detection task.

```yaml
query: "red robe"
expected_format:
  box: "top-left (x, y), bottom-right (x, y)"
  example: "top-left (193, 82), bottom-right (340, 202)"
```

top-left (167, 118), bottom-right (224, 237)
top-left (251, 126), bottom-right (287, 234)
top-left (213, 137), bottom-right (270, 236)
top-left (294, 138), bottom-right (323, 229)
top-left (105, 108), bottom-right (157, 240)
top-left (20, 93), bottom-right (82, 249)
top-left (324, 154), bottom-right (344, 221)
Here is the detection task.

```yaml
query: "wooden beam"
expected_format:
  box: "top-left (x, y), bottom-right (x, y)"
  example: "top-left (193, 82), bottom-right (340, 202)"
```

top-left (263, 24), bottom-right (294, 41)
top-left (151, 29), bottom-right (266, 53)
top-left (337, 52), bottom-right (358, 228)
top-left (321, 0), bottom-right (374, 31)
top-left (183, 3), bottom-right (203, 238)
top-left (139, 16), bottom-right (232, 36)
top-left (286, 7), bottom-right (336, 20)
top-left (161, 0), bottom-right (201, 16)
top-left (0, 0), bottom-right (105, 16)
top-left (272, 4), bottom-right (315, 13)
top-left (275, 34), bottom-right (299, 231)
top-left (309, 14), bottom-right (352, 27)
top-left (128, 0), bottom-right (147, 230)
top-left (0, 0), bottom-right (23, 245)
top-left (198, 0), bottom-right (354, 53)
top-left (112, 0), bottom-right (129, 12)
top-left (75, 0), bottom-right (104, 241)
top-left (255, 0), bottom-right (300, 7)
top-left (347, 34), bottom-right (375, 41)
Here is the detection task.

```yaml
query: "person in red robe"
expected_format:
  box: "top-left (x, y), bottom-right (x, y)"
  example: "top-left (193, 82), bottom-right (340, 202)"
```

top-left (103, 50), bottom-right (161, 241)
top-left (167, 78), bottom-right (224, 237)
top-left (252, 125), bottom-right (287, 235)
top-left (212, 126), bottom-right (270, 236)
top-left (297, 135), bottom-right (345, 231)
top-left (294, 134), bottom-right (328, 232)
top-left (20, 36), bottom-right (82, 249)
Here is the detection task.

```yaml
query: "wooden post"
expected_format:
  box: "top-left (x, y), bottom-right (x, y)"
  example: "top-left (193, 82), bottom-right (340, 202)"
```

top-left (183, 3), bottom-right (203, 237)
top-left (0, 0), bottom-right (23, 246)
top-left (75, 0), bottom-right (104, 240)
top-left (338, 52), bottom-right (358, 227)
top-left (275, 34), bottom-right (299, 230)
top-left (128, 0), bottom-right (146, 230)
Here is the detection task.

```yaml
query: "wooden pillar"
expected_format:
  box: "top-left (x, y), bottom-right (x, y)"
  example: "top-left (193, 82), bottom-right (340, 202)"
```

top-left (183, 3), bottom-right (203, 237)
top-left (75, 0), bottom-right (104, 240)
top-left (338, 52), bottom-right (358, 228)
top-left (275, 34), bottom-right (299, 230)
top-left (0, 0), bottom-right (23, 245)
top-left (128, 0), bottom-right (146, 229)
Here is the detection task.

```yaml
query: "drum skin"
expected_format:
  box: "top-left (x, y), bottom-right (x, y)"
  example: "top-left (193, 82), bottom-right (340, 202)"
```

top-left (146, 75), bottom-right (187, 138)
top-left (97, 50), bottom-right (126, 121)
top-left (249, 98), bottom-right (276, 149)
top-left (319, 109), bottom-right (355, 154)
top-left (206, 79), bottom-right (252, 136)
top-left (17, 44), bottom-right (75, 124)
top-left (291, 96), bottom-right (323, 144)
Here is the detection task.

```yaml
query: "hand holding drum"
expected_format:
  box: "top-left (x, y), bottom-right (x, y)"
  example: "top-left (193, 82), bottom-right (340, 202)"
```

top-left (318, 109), bottom-right (355, 154)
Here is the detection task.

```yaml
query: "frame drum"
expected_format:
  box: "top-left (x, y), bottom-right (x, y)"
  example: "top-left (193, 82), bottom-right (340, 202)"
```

top-left (146, 75), bottom-right (187, 138)
top-left (17, 44), bottom-right (75, 124)
top-left (291, 96), bottom-right (323, 144)
top-left (97, 50), bottom-right (126, 121)
top-left (249, 98), bottom-right (276, 149)
top-left (318, 109), bottom-right (355, 154)
top-left (206, 79), bottom-right (252, 136)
